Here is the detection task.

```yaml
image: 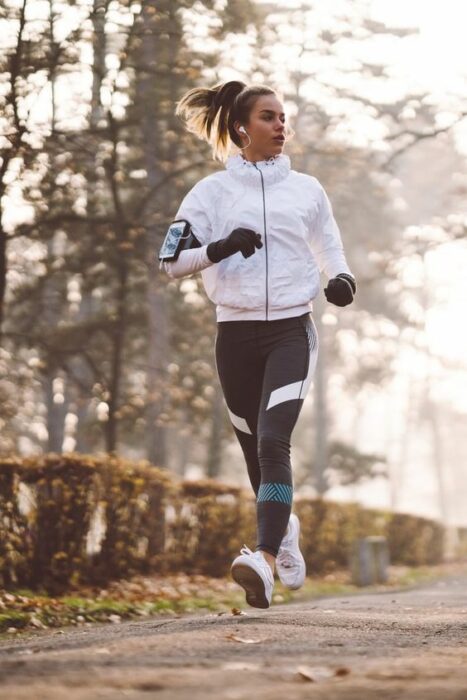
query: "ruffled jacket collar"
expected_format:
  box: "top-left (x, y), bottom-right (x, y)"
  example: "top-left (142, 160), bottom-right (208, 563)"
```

top-left (225, 152), bottom-right (291, 186)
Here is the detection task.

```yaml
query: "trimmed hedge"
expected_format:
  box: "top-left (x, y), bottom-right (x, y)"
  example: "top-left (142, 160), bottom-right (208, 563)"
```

top-left (0, 454), bottom-right (172, 592)
top-left (0, 453), bottom-right (445, 592)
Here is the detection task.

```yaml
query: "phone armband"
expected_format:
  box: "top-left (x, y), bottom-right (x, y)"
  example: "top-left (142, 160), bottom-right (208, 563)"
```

top-left (158, 219), bottom-right (201, 266)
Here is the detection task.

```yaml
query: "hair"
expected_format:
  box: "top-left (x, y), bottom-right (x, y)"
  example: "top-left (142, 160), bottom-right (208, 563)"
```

top-left (175, 80), bottom-right (290, 163)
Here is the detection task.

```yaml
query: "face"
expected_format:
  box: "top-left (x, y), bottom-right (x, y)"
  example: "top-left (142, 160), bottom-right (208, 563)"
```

top-left (235, 94), bottom-right (286, 161)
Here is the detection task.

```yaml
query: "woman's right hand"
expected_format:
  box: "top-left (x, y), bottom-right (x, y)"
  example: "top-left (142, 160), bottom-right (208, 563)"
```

top-left (206, 228), bottom-right (263, 263)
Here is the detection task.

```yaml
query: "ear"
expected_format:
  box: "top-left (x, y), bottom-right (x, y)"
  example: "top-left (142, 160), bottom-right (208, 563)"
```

top-left (233, 120), bottom-right (243, 137)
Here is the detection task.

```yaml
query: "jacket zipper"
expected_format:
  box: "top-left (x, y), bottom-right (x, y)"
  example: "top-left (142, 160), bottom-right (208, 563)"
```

top-left (253, 163), bottom-right (268, 320)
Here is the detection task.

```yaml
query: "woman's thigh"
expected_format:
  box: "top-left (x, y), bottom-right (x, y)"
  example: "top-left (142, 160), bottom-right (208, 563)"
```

top-left (257, 313), bottom-right (318, 440)
top-left (215, 322), bottom-right (265, 438)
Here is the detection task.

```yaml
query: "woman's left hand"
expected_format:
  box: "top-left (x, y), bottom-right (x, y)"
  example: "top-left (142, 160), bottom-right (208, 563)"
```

top-left (324, 273), bottom-right (356, 307)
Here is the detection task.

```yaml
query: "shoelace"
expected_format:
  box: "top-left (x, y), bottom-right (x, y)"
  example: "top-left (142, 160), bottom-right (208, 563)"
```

top-left (239, 544), bottom-right (254, 556)
top-left (277, 548), bottom-right (301, 569)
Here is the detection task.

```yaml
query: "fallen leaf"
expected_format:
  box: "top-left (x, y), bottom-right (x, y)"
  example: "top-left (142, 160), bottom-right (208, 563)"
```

top-left (231, 607), bottom-right (246, 616)
top-left (296, 665), bottom-right (334, 682)
top-left (335, 666), bottom-right (351, 677)
top-left (225, 633), bottom-right (264, 644)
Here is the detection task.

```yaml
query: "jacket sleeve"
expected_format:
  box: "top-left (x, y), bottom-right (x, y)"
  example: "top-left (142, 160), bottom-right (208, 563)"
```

top-left (161, 180), bottom-right (216, 279)
top-left (309, 181), bottom-right (355, 281)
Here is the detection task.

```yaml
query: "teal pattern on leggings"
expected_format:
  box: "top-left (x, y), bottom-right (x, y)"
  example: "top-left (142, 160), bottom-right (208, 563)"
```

top-left (257, 482), bottom-right (293, 505)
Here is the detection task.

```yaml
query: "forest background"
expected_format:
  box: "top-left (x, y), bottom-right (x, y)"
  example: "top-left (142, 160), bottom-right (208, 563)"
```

top-left (1, 0), bottom-right (466, 528)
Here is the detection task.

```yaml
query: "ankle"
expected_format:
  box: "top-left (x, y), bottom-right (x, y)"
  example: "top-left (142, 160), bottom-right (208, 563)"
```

top-left (258, 550), bottom-right (276, 574)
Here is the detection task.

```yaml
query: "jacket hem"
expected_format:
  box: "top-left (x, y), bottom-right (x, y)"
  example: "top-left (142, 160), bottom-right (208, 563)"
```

top-left (216, 302), bottom-right (313, 322)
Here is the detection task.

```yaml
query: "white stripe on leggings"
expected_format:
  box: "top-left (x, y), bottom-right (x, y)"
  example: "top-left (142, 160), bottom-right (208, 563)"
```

top-left (266, 321), bottom-right (318, 411)
top-left (227, 407), bottom-right (252, 435)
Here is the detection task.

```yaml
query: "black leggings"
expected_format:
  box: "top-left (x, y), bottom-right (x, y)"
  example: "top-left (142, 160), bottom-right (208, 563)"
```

top-left (215, 312), bottom-right (319, 557)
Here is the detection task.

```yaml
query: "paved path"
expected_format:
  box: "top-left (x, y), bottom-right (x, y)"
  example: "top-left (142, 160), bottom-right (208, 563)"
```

top-left (1, 573), bottom-right (467, 699)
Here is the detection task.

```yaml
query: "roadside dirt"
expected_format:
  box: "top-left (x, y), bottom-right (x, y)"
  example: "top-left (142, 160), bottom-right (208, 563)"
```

top-left (1, 573), bottom-right (467, 699)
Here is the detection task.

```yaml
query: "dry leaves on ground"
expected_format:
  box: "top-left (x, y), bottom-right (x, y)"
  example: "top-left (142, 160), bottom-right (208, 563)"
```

top-left (297, 665), bottom-right (351, 682)
top-left (225, 633), bottom-right (266, 644)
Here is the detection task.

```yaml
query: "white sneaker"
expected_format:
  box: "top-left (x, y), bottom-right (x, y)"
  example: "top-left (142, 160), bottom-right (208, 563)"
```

top-left (276, 513), bottom-right (306, 590)
top-left (231, 544), bottom-right (274, 609)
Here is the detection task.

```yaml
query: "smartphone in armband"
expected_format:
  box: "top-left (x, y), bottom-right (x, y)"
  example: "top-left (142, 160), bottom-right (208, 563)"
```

top-left (158, 219), bottom-right (201, 269)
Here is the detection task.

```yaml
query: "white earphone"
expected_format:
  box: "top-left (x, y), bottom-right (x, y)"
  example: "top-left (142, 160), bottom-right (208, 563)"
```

top-left (238, 125), bottom-right (251, 150)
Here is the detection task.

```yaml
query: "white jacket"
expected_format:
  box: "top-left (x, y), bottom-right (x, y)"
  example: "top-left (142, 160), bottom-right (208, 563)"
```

top-left (162, 153), bottom-right (354, 321)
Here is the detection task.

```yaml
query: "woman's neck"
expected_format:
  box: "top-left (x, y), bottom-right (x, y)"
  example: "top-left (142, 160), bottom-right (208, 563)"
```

top-left (240, 149), bottom-right (279, 163)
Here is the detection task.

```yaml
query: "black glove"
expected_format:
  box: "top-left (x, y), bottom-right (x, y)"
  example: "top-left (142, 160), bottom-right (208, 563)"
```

top-left (206, 227), bottom-right (263, 263)
top-left (324, 273), bottom-right (356, 307)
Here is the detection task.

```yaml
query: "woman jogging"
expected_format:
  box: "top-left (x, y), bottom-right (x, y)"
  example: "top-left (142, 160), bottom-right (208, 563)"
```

top-left (159, 80), bottom-right (356, 609)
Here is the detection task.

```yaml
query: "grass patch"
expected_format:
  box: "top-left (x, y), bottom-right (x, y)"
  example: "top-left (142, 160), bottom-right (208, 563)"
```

top-left (0, 612), bottom-right (30, 632)
top-left (60, 597), bottom-right (134, 615)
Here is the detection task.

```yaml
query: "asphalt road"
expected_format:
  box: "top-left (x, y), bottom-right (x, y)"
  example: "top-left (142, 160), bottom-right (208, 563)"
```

top-left (1, 573), bottom-right (467, 699)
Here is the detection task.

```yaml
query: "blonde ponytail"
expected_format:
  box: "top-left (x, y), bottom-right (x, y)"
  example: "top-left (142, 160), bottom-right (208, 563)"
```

top-left (175, 80), bottom-right (276, 162)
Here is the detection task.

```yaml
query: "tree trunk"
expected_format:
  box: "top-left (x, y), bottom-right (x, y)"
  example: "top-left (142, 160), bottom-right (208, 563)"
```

top-left (145, 280), bottom-right (169, 465)
top-left (206, 383), bottom-right (224, 478)
top-left (0, 0), bottom-right (27, 339)
top-left (41, 1), bottom-right (73, 454)
top-left (72, 296), bottom-right (95, 453)
top-left (312, 291), bottom-right (330, 495)
top-left (0, 220), bottom-right (6, 341)
top-left (390, 377), bottom-right (416, 511)
top-left (136, 0), bottom-right (177, 468)
top-left (43, 226), bottom-right (69, 451)
top-left (175, 420), bottom-right (191, 478)
top-left (74, 0), bottom-right (107, 452)
top-left (105, 237), bottom-right (128, 453)
top-left (426, 397), bottom-right (449, 526)
top-left (421, 255), bottom-right (449, 526)
top-left (104, 115), bottom-right (129, 453)
top-left (45, 372), bottom-right (69, 453)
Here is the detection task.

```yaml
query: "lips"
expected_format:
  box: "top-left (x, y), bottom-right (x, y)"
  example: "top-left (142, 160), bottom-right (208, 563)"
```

top-left (273, 136), bottom-right (285, 143)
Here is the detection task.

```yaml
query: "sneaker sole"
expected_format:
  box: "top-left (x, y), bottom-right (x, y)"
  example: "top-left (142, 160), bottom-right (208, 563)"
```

top-left (231, 563), bottom-right (270, 609)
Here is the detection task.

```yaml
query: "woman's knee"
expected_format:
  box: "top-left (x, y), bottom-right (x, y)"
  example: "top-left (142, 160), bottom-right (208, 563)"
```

top-left (257, 431), bottom-right (291, 462)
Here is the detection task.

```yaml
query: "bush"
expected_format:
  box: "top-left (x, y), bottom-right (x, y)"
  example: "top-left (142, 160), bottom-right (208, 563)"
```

top-left (0, 454), bottom-right (446, 592)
